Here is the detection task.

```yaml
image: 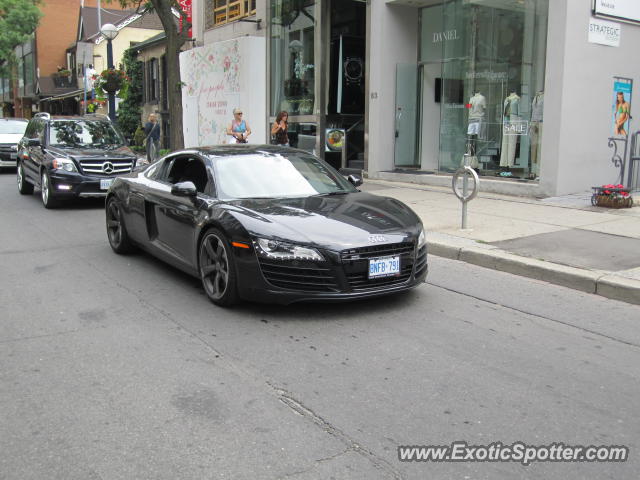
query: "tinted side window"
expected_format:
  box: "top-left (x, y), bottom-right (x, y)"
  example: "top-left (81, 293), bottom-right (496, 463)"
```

top-left (24, 120), bottom-right (37, 139)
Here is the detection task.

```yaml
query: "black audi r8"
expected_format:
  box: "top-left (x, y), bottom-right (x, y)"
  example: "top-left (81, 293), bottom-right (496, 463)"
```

top-left (105, 145), bottom-right (428, 306)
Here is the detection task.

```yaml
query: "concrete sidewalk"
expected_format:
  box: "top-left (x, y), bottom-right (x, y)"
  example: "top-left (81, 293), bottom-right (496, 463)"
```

top-left (361, 179), bottom-right (640, 305)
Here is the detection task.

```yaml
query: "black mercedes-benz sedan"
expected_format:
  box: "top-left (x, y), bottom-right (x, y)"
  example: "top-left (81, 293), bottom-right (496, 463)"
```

top-left (105, 145), bottom-right (427, 306)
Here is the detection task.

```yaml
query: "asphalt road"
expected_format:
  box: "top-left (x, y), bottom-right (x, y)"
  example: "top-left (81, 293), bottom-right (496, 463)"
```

top-left (1, 171), bottom-right (639, 480)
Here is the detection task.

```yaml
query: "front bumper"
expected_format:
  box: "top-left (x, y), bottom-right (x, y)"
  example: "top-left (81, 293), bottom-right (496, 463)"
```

top-left (48, 170), bottom-right (129, 198)
top-left (0, 149), bottom-right (18, 167)
top-left (234, 243), bottom-right (428, 305)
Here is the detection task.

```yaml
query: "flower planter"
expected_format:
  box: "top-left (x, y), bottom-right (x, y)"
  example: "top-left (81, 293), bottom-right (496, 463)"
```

top-left (591, 186), bottom-right (633, 208)
top-left (102, 79), bottom-right (122, 93)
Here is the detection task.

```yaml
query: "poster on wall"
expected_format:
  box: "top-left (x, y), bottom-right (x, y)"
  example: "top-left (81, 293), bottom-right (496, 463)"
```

top-left (612, 77), bottom-right (632, 137)
top-left (180, 37), bottom-right (266, 148)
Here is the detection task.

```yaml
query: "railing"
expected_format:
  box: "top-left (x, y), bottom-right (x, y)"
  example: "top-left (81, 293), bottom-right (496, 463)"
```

top-left (52, 74), bottom-right (74, 88)
top-left (628, 131), bottom-right (640, 191)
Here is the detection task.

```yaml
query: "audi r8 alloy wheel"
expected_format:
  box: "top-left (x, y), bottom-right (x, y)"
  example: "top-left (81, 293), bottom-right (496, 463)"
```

top-left (199, 229), bottom-right (238, 307)
top-left (106, 198), bottom-right (135, 254)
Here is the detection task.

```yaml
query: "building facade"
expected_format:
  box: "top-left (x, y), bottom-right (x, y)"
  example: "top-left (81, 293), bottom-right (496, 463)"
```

top-left (183, 0), bottom-right (640, 196)
top-left (369, 0), bottom-right (640, 196)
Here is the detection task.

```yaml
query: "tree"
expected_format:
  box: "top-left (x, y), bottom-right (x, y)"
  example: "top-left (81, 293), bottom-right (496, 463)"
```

top-left (117, 47), bottom-right (143, 141)
top-left (113, 0), bottom-right (189, 150)
top-left (0, 0), bottom-right (41, 74)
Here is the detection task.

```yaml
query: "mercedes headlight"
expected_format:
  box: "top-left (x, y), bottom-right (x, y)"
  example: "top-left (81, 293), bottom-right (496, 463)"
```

top-left (52, 157), bottom-right (77, 172)
top-left (417, 227), bottom-right (426, 248)
top-left (255, 237), bottom-right (324, 262)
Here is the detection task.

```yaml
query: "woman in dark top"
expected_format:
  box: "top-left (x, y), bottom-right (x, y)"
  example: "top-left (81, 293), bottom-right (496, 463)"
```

top-left (271, 111), bottom-right (289, 146)
top-left (144, 113), bottom-right (160, 162)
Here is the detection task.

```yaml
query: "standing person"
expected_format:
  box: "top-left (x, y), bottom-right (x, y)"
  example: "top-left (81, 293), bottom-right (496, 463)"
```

top-left (144, 113), bottom-right (160, 162)
top-left (614, 92), bottom-right (630, 136)
top-left (271, 111), bottom-right (289, 146)
top-left (226, 108), bottom-right (251, 143)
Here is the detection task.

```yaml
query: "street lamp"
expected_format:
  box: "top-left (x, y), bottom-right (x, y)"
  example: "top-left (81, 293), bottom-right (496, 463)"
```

top-left (100, 23), bottom-right (118, 122)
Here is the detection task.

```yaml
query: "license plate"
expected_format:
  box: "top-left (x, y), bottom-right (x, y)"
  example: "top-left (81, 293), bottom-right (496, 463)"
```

top-left (369, 256), bottom-right (400, 278)
top-left (100, 179), bottom-right (114, 190)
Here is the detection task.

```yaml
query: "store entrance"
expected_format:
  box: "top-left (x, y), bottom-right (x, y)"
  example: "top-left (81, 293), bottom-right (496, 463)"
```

top-left (324, 0), bottom-right (366, 171)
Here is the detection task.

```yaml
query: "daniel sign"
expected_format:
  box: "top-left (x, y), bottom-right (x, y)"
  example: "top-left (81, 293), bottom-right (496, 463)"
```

top-left (593, 0), bottom-right (640, 24)
top-left (588, 18), bottom-right (621, 47)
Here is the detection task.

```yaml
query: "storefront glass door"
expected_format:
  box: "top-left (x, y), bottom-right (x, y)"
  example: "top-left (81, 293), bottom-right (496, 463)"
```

top-left (394, 64), bottom-right (420, 167)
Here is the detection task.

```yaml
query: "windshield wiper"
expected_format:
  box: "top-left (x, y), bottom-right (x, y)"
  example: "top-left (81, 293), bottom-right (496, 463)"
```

top-left (313, 191), bottom-right (350, 196)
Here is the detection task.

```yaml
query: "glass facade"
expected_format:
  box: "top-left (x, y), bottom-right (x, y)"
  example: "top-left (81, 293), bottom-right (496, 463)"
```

top-left (419, 0), bottom-right (548, 180)
top-left (269, 0), bottom-right (316, 118)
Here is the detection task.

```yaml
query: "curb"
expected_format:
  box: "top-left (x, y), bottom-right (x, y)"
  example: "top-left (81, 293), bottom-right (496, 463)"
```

top-left (428, 240), bottom-right (640, 305)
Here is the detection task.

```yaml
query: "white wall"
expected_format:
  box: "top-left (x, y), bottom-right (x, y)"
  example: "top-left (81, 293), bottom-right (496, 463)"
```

top-left (545, 0), bottom-right (640, 195)
top-left (180, 37), bottom-right (266, 148)
top-left (367, 3), bottom-right (419, 174)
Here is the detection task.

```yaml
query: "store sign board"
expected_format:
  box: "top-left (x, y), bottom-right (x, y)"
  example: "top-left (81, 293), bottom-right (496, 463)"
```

top-left (593, 0), bottom-right (640, 24)
top-left (588, 18), bottom-right (621, 46)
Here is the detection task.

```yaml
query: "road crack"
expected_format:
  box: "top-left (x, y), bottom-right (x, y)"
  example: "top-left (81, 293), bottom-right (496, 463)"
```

top-left (269, 382), bottom-right (404, 480)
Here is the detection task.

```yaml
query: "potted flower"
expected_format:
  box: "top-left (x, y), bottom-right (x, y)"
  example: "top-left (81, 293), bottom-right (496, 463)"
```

top-left (93, 68), bottom-right (129, 99)
top-left (591, 184), bottom-right (634, 208)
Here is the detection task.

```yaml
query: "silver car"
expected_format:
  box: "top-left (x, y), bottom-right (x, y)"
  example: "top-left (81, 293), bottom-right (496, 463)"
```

top-left (0, 118), bottom-right (28, 169)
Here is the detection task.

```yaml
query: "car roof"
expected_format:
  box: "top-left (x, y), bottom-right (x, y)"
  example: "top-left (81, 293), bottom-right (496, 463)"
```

top-left (1, 117), bottom-right (28, 123)
top-left (192, 144), bottom-right (310, 157)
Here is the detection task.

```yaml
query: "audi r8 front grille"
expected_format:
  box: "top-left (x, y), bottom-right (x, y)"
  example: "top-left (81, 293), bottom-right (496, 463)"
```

top-left (340, 242), bottom-right (415, 261)
top-left (79, 159), bottom-right (134, 175)
top-left (341, 242), bottom-right (417, 291)
top-left (258, 259), bottom-right (339, 292)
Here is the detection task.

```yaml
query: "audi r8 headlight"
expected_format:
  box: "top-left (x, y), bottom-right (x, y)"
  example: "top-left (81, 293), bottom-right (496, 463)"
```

top-left (417, 227), bottom-right (426, 248)
top-left (52, 158), bottom-right (78, 172)
top-left (255, 237), bottom-right (324, 262)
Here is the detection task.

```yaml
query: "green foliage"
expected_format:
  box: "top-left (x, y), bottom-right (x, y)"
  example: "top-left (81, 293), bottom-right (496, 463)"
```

top-left (158, 148), bottom-right (170, 157)
top-left (133, 125), bottom-right (146, 147)
top-left (0, 0), bottom-right (42, 74)
top-left (117, 47), bottom-right (144, 141)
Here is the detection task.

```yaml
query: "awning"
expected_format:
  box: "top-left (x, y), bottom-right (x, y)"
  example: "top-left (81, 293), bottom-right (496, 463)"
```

top-left (41, 89), bottom-right (85, 101)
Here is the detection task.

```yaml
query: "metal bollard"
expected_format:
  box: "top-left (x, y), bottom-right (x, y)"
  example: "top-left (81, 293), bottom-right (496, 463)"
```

top-left (452, 154), bottom-right (480, 229)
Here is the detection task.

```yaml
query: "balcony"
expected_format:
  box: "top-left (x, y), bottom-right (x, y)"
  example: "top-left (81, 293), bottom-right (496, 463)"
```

top-left (52, 71), bottom-right (74, 88)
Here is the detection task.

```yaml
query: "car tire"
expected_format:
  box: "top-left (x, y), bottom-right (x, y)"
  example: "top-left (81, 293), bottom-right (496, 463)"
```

top-left (199, 228), bottom-right (239, 307)
top-left (106, 197), bottom-right (135, 254)
top-left (40, 170), bottom-right (58, 208)
top-left (17, 162), bottom-right (34, 195)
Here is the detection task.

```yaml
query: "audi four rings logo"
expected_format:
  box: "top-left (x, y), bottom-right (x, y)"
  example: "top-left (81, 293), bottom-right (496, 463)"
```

top-left (102, 162), bottom-right (114, 174)
top-left (368, 235), bottom-right (387, 243)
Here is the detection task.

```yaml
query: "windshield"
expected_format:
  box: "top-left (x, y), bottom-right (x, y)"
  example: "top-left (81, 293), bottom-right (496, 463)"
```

top-left (49, 120), bottom-right (126, 149)
top-left (211, 152), bottom-right (357, 199)
top-left (0, 120), bottom-right (27, 135)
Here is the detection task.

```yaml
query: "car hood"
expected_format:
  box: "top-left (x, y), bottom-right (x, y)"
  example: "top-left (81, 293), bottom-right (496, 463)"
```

top-left (0, 133), bottom-right (24, 145)
top-left (48, 145), bottom-right (136, 158)
top-left (227, 192), bottom-right (422, 250)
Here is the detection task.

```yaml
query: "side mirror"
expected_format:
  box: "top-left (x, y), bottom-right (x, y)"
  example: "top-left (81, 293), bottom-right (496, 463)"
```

top-left (348, 174), bottom-right (363, 187)
top-left (27, 138), bottom-right (41, 147)
top-left (171, 181), bottom-right (197, 197)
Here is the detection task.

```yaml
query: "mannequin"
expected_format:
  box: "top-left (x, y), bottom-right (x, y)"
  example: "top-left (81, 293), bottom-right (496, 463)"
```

top-left (529, 91), bottom-right (544, 176)
top-left (464, 92), bottom-right (485, 170)
top-left (500, 91), bottom-right (521, 169)
top-left (467, 92), bottom-right (486, 136)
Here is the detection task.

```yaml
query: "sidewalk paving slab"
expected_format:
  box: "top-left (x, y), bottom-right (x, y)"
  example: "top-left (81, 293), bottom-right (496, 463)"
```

top-left (361, 179), bottom-right (640, 305)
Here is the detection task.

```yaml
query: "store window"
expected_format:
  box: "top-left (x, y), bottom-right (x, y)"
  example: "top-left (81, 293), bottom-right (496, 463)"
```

top-left (205, 0), bottom-right (257, 29)
top-left (419, 0), bottom-right (548, 180)
top-left (269, 0), bottom-right (316, 117)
